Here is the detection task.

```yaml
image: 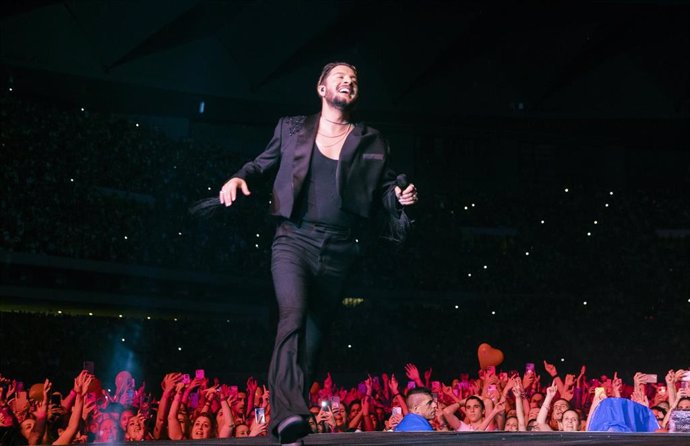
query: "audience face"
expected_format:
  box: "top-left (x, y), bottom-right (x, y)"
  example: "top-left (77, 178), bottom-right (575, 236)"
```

top-left (119, 408), bottom-right (135, 432)
top-left (97, 417), bottom-right (119, 442)
top-left (234, 424), bottom-right (249, 437)
top-left (504, 416), bottom-right (518, 431)
top-left (176, 411), bottom-right (189, 434)
top-left (19, 418), bottom-right (35, 440)
top-left (530, 393), bottom-right (544, 408)
top-left (307, 415), bottom-right (318, 433)
top-left (464, 397), bottom-right (484, 423)
top-left (652, 407), bottom-right (666, 423)
top-left (561, 409), bottom-right (580, 432)
top-left (125, 416), bottom-right (145, 441)
top-left (678, 398), bottom-right (690, 410)
top-left (349, 402), bottom-right (362, 419)
top-left (233, 392), bottom-right (247, 413)
top-left (412, 395), bottom-right (437, 420)
top-left (191, 415), bottom-right (212, 439)
top-left (552, 399), bottom-right (570, 421)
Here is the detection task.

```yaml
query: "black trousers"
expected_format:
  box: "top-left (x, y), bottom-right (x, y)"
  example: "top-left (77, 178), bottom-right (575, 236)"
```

top-left (267, 220), bottom-right (359, 434)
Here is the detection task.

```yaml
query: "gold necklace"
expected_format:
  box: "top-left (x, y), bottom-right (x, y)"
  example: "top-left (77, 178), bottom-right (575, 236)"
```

top-left (317, 126), bottom-right (352, 147)
top-left (321, 116), bottom-right (351, 125)
top-left (317, 123), bottom-right (352, 138)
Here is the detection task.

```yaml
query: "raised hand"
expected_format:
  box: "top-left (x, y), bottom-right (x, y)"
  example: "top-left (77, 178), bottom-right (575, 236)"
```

top-left (249, 415), bottom-right (267, 437)
top-left (424, 368), bottom-right (433, 386)
top-left (546, 380), bottom-right (558, 398)
top-left (543, 360), bottom-right (558, 378)
top-left (388, 412), bottom-right (403, 430)
top-left (324, 373), bottom-right (333, 392)
top-left (80, 375), bottom-right (94, 396)
top-left (666, 370), bottom-right (676, 385)
top-left (405, 363), bottom-right (421, 382)
top-left (365, 375), bottom-right (373, 396)
top-left (162, 373), bottom-right (182, 392)
top-left (388, 374), bottom-right (400, 395)
top-left (522, 371), bottom-right (535, 391)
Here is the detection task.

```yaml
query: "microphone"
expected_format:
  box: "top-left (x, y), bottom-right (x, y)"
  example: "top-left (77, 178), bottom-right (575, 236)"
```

top-left (396, 174), bottom-right (409, 191)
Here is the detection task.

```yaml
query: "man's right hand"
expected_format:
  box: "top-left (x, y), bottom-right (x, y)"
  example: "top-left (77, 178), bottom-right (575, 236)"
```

top-left (219, 178), bottom-right (251, 206)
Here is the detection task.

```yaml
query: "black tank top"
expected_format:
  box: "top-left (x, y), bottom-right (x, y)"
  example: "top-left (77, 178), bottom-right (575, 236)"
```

top-left (294, 144), bottom-right (357, 229)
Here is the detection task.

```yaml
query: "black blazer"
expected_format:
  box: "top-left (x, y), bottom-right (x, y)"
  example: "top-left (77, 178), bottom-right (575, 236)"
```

top-left (232, 113), bottom-right (400, 221)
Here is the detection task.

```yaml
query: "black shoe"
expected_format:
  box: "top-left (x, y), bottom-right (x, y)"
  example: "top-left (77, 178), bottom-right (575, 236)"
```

top-left (276, 415), bottom-right (310, 445)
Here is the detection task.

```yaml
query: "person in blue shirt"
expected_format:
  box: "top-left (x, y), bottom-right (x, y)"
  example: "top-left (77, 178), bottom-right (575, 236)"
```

top-left (394, 388), bottom-right (438, 432)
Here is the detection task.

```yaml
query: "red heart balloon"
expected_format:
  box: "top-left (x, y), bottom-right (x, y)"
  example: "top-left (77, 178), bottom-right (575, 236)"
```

top-left (477, 343), bottom-right (504, 370)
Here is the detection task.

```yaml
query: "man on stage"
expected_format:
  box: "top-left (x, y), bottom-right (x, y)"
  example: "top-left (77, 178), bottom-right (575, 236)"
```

top-left (219, 62), bottom-right (418, 445)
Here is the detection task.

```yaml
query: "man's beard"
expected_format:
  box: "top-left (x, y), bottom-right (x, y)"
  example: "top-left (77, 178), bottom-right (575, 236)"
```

top-left (326, 91), bottom-right (357, 111)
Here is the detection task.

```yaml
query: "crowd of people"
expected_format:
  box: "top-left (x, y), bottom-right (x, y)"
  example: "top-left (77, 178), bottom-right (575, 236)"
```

top-left (1, 361), bottom-right (688, 445)
top-left (2, 83), bottom-right (689, 443)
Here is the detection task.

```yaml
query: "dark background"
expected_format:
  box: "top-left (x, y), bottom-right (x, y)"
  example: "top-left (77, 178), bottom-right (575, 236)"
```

top-left (1, 0), bottom-right (688, 391)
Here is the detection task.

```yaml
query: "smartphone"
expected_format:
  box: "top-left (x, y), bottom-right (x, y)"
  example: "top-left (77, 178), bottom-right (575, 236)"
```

top-left (321, 399), bottom-right (331, 412)
top-left (182, 374), bottom-right (191, 385)
top-left (681, 372), bottom-right (690, 382)
top-left (254, 407), bottom-right (266, 424)
top-left (357, 382), bottom-right (367, 395)
top-left (392, 406), bottom-right (402, 417)
top-left (16, 382), bottom-right (25, 393)
top-left (83, 361), bottom-right (95, 375)
top-left (594, 387), bottom-right (606, 399)
top-left (642, 374), bottom-right (658, 384)
top-left (525, 363), bottom-right (535, 374)
top-left (195, 369), bottom-right (205, 380)
top-left (407, 381), bottom-right (416, 390)
top-left (331, 396), bottom-right (340, 410)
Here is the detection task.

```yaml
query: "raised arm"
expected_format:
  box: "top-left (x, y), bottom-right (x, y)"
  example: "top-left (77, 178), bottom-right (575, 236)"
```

top-left (404, 363), bottom-right (425, 389)
top-left (536, 381), bottom-right (556, 431)
top-left (441, 402), bottom-right (463, 431)
top-left (29, 379), bottom-right (51, 445)
top-left (154, 372), bottom-right (181, 439)
top-left (167, 382), bottom-right (186, 440)
top-left (512, 378), bottom-right (527, 431)
top-left (388, 374), bottom-right (408, 415)
top-left (476, 401), bottom-right (506, 432)
top-left (54, 374), bottom-right (91, 445)
top-left (544, 360), bottom-right (567, 398)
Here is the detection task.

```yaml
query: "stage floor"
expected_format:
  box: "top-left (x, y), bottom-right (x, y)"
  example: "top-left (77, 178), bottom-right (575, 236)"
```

top-left (134, 431), bottom-right (690, 445)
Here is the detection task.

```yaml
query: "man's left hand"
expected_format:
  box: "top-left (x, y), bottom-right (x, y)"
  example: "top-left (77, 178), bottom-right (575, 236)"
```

top-left (395, 184), bottom-right (418, 206)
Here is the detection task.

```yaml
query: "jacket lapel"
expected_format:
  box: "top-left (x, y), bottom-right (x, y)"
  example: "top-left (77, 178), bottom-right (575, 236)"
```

top-left (292, 113), bottom-right (319, 200)
top-left (336, 122), bottom-right (363, 195)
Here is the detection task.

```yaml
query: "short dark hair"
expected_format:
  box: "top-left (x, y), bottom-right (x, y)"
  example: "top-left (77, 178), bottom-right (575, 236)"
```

top-left (405, 386), bottom-right (432, 406)
top-left (317, 61), bottom-right (358, 87)
top-left (465, 395), bottom-right (485, 411)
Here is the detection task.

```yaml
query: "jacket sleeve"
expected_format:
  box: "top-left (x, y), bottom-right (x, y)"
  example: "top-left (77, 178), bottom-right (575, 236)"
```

top-left (231, 118), bottom-right (284, 185)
